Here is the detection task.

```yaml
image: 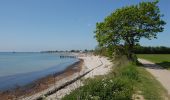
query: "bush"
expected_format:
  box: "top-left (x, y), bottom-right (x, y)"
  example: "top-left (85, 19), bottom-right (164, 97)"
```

top-left (63, 77), bottom-right (133, 100)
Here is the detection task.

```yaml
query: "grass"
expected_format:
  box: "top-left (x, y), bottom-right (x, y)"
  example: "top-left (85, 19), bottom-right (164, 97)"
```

top-left (137, 54), bottom-right (170, 69)
top-left (62, 58), bottom-right (168, 100)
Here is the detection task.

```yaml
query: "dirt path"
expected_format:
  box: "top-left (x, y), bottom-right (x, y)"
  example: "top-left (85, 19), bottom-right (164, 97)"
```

top-left (138, 58), bottom-right (170, 96)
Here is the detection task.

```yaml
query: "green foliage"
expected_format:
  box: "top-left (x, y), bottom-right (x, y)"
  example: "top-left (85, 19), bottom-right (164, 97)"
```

top-left (94, 46), bottom-right (114, 58)
top-left (94, 1), bottom-right (166, 61)
top-left (63, 77), bottom-right (133, 100)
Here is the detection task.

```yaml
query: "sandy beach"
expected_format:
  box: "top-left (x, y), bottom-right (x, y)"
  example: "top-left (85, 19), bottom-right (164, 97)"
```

top-left (45, 55), bottom-right (112, 100)
top-left (19, 54), bottom-right (112, 100)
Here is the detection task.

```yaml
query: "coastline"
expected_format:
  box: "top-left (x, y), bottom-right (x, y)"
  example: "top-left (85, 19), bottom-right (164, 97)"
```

top-left (0, 54), bottom-right (112, 100)
top-left (0, 59), bottom-right (83, 100)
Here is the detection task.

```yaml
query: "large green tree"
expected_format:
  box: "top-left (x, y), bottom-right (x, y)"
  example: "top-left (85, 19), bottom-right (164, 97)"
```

top-left (94, 1), bottom-right (166, 61)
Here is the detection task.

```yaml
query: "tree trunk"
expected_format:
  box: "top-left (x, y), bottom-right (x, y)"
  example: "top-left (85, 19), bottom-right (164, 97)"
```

top-left (124, 36), bottom-right (137, 63)
top-left (127, 44), bottom-right (133, 60)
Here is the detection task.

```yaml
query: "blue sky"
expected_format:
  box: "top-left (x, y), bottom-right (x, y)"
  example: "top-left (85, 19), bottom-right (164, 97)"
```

top-left (0, 0), bottom-right (169, 52)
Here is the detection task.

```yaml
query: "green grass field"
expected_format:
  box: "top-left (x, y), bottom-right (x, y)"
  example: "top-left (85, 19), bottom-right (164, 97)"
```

top-left (137, 54), bottom-right (170, 69)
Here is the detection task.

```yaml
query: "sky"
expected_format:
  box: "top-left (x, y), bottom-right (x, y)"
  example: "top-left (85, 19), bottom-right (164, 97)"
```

top-left (0, 0), bottom-right (169, 52)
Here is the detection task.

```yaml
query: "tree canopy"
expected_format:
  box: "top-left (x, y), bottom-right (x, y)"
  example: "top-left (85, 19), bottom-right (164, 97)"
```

top-left (94, 1), bottom-right (166, 61)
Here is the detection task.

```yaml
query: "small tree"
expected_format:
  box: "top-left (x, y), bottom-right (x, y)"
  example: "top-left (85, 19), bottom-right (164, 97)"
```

top-left (94, 1), bottom-right (166, 62)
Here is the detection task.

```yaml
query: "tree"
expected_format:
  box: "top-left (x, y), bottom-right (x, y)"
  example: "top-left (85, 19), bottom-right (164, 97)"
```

top-left (94, 1), bottom-right (166, 61)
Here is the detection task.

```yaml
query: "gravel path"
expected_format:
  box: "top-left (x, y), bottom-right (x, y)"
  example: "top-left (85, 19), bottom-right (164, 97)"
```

top-left (138, 58), bottom-right (170, 96)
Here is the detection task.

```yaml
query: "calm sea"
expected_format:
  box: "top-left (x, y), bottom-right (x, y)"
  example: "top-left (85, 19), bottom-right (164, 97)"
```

top-left (0, 52), bottom-right (78, 91)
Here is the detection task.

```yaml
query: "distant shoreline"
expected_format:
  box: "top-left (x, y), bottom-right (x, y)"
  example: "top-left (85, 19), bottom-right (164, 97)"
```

top-left (0, 59), bottom-right (83, 100)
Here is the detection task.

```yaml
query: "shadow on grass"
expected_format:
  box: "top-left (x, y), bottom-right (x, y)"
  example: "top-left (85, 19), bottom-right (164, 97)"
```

top-left (140, 63), bottom-right (163, 69)
top-left (156, 61), bottom-right (170, 69)
top-left (139, 61), bottom-right (170, 70)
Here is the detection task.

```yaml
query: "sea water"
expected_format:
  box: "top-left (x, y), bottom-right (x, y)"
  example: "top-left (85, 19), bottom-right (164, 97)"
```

top-left (0, 52), bottom-right (78, 90)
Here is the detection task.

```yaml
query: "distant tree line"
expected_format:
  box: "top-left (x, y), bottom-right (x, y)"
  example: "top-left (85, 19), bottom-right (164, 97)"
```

top-left (41, 49), bottom-right (94, 53)
top-left (134, 46), bottom-right (170, 54)
top-left (94, 46), bottom-right (170, 56)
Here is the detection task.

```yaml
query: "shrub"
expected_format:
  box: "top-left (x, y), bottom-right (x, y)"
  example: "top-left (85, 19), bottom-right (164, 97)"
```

top-left (63, 77), bottom-right (133, 100)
